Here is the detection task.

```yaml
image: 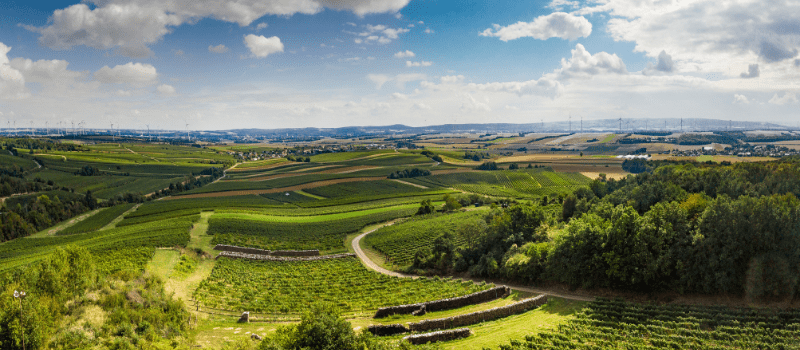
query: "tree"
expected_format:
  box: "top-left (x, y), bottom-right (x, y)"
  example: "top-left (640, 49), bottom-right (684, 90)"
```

top-left (416, 199), bottom-right (435, 215)
top-left (508, 163), bottom-right (519, 170)
top-left (442, 194), bottom-right (461, 212)
top-left (457, 220), bottom-right (487, 250)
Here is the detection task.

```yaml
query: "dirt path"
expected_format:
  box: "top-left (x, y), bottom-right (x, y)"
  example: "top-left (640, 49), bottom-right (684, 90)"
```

top-left (351, 221), bottom-right (595, 302)
top-left (100, 203), bottom-right (141, 230)
top-left (390, 179), bottom-right (428, 189)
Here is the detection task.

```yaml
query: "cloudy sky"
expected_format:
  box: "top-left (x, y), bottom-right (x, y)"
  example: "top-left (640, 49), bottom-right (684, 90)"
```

top-left (0, 0), bottom-right (798, 130)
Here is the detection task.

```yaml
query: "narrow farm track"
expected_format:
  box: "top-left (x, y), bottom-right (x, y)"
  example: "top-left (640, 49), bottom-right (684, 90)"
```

top-left (352, 223), bottom-right (595, 302)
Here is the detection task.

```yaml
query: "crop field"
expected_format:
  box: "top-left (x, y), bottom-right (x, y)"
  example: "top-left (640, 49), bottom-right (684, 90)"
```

top-left (410, 169), bottom-right (591, 198)
top-left (309, 149), bottom-right (395, 162)
top-left (304, 179), bottom-right (434, 198)
top-left (0, 152), bottom-right (38, 169)
top-left (0, 215), bottom-right (195, 271)
top-left (59, 203), bottom-right (136, 234)
top-left (364, 210), bottom-right (486, 267)
top-left (501, 298), bottom-right (800, 350)
top-left (207, 206), bottom-right (418, 251)
top-left (193, 256), bottom-right (490, 314)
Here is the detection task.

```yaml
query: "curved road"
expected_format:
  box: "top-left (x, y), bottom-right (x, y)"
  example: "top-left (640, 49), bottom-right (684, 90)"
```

top-left (352, 224), bottom-right (595, 302)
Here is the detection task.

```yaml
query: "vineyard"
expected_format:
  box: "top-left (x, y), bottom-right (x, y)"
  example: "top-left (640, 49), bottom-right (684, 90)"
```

top-left (207, 206), bottom-right (417, 251)
top-left (364, 211), bottom-right (486, 267)
top-left (304, 180), bottom-right (432, 199)
top-left (410, 169), bottom-right (591, 198)
top-left (500, 298), bottom-right (800, 350)
top-left (0, 215), bottom-right (195, 271)
top-left (59, 203), bottom-right (136, 234)
top-left (193, 256), bottom-right (490, 314)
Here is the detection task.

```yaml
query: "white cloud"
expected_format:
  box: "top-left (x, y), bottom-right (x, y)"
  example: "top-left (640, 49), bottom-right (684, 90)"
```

top-left (740, 64), bottom-right (760, 79)
top-left (643, 50), bottom-right (675, 75)
top-left (174, 49), bottom-right (185, 56)
top-left (589, 0), bottom-right (800, 76)
top-left (94, 62), bottom-right (158, 84)
top-left (31, 0), bottom-right (411, 57)
top-left (467, 77), bottom-right (564, 99)
top-left (256, 22), bottom-right (268, 30)
top-left (244, 34), bottom-right (284, 58)
top-left (441, 75), bottom-right (464, 84)
top-left (733, 94), bottom-right (750, 104)
top-left (367, 74), bottom-right (392, 89)
top-left (10, 57), bottom-right (87, 85)
top-left (460, 94), bottom-right (491, 112)
top-left (406, 61), bottom-right (433, 67)
top-left (354, 38), bottom-right (363, 44)
top-left (769, 92), bottom-right (798, 105)
top-left (353, 24), bottom-right (409, 44)
top-left (208, 44), bottom-right (229, 53)
top-left (0, 43), bottom-right (28, 99)
top-left (424, 28), bottom-right (434, 34)
top-left (394, 12), bottom-right (402, 19)
top-left (394, 50), bottom-right (415, 58)
top-left (157, 84), bottom-right (176, 95)
top-left (413, 102), bottom-right (431, 110)
top-left (391, 92), bottom-right (408, 99)
top-left (480, 12), bottom-right (591, 41)
top-left (556, 44), bottom-right (627, 80)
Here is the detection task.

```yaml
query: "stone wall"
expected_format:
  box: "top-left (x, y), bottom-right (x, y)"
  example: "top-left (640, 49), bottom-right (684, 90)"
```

top-left (374, 286), bottom-right (511, 318)
top-left (407, 295), bottom-right (548, 332)
top-left (402, 328), bottom-right (470, 345)
top-left (212, 244), bottom-right (319, 257)
top-left (216, 251), bottom-right (355, 262)
top-left (367, 324), bottom-right (409, 336)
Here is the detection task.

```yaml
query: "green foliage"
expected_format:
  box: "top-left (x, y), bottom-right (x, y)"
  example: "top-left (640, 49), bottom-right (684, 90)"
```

top-left (60, 203), bottom-right (136, 235)
top-left (500, 298), bottom-right (800, 350)
top-left (304, 180), bottom-right (430, 199)
top-left (208, 207), bottom-right (417, 251)
top-left (416, 199), bottom-right (435, 215)
top-left (476, 161), bottom-right (499, 170)
top-left (412, 169), bottom-right (591, 198)
top-left (387, 168), bottom-right (431, 179)
top-left (365, 211), bottom-right (484, 267)
top-left (621, 158), bottom-right (651, 173)
top-left (194, 257), bottom-right (489, 314)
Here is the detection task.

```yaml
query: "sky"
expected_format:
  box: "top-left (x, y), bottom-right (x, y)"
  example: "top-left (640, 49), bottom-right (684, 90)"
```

top-left (0, 0), bottom-right (798, 130)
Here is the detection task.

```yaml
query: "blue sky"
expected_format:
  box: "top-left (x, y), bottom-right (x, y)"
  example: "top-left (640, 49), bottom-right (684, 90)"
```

top-left (0, 0), bottom-right (798, 130)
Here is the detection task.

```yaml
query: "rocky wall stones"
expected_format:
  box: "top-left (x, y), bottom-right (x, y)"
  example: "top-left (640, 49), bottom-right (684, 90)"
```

top-left (407, 295), bottom-right (548, 332)
top-left (212, 244), bottom-right (319, 257)
top-left (367, 324), bottom-right (410, 336)
top-left (374, 285), bottom-right (511, 318)
top-left (403, 328), bottom-right (471, 345)
top-left (217, 251), bottom-right (355, 262)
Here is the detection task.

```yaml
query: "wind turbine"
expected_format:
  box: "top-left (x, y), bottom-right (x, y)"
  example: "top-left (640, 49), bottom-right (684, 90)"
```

top-left (185, 123), bottom-right (190, 141)
top-left (618, 118), bottom-right (622, 133)
top-left (30, 121), bottom-right (34, 136)
top-left (581, 116), bottom-right (583, 133)
top-left (81, 120), bottom-right (86, 135)
top-left (111, 123), bottom-right (115, 141)
top-left (146, 124), bottom-right (151, 141)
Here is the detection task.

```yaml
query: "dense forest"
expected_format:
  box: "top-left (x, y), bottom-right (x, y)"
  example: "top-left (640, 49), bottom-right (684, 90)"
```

top-left (413, 157), bottom-right (800, 299)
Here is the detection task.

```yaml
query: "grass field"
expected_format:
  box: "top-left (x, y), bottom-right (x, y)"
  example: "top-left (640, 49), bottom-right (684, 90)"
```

top-left (409, 169), bottom-right (591, 198)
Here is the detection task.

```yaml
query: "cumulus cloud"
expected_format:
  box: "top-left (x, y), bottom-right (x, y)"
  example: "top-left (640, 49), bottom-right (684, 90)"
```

top-left (406, 61), bottom-right (433, 67)
top-left (367, 74), bottom-right (392, 89)
top-left (467, 78), bottom-right (564, 99)
top-left (244, 34), bottom-right (284, 58)
top-left (424, 28), bottom-right (434, 34)
top-left (10, 57), bottom-right (87, 85)
top-left (208, 44), bottom-right (229, 53)
top-left (256, 22), bottom-right (268, 30)
top-left (556, 44), bottom-right (627, 80)
top-left (157, 84), bottom-right (176, 95)
top-left (796, 59), bottom-right (800, 66)
top-left (352, 24), bottom-right (409, 44)
top-left (769, 92), bottom-right (798, 105)
top-left (394, 50), bottom-right (415, 58)
top-left (733, 94), bottom-right (750, 104)
top-left (413, 102), bottom-right (431, 110)
top-left (460, 94), bottom-right (491, 112)
top-left (94, 62), bottom-right (158, 84)
top-left (593, 0), bottom-right (800, 74)
top-left (0, 43), bottom-right (28, 99)
top-left (643, 50), bottom-right (675, 75)
top-left (740, 64), bottom-right (760, 78)
top-left (31, 0), bottom-right (411, 57)
top-left (480, 12), bottom-right (591, 41)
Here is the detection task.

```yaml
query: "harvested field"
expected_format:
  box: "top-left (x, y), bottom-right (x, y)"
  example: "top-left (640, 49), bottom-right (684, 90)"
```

top-left (167, 177), bottom-right (386, 199)
top-left (228, 160), bottom-right (289, 172)
top-left (326, 166), bottom-right (382, 174)
top-left (391, 179), bottom-right (428, 189)
top-left (580, 172), bottom-right (628, 180)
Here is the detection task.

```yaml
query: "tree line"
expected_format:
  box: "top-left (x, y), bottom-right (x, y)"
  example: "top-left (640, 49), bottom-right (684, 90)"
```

top-left (412, 157), bottom-right (800, 299)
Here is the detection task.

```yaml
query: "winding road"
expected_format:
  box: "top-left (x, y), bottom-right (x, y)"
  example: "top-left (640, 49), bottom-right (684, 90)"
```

top-left (351, 223), bottom-right (595, 302)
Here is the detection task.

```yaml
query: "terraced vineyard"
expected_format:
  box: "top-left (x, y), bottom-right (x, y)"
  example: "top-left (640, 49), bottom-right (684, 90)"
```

top-left (59, 203), bottom-right (136, 234)
top-left (208, 206), bottom-right (418, 251)
top-left (501, 298), bottom-right (800, 350)
top-left (410, 169), bottom-right (591, 198)
top-left (304, 180), bottom-right (434, 198)
top-left (364, 210), bottom-right (486, 267)
top-left (193, 256), bottom-right (490, 314)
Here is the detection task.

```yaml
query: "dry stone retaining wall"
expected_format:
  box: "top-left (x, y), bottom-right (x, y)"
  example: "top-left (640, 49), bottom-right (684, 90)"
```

top-left (213, 244), bottom-right (319, 257)
top-left (217, 251), bottom-right (355, 262)
top-left (367, 324), bottom-right (409, 336)
top-left (374, 285), bottom-right (511, 318)
top-left (407, 295), bottom-right (548, 332)
top-left (403, 328), bottom-right (471, 345)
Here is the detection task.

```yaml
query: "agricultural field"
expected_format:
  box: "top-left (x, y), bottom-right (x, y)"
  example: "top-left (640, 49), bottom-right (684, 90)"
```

top-left (59, 203), bottom-right (136, 234)
top-left (501, 298), bottom-right (800, 350)
top-left (409, 169), bottom-right (591, 198)
top-left (193, 256), bottom-right (491, 315)
top-left (207, 205), bottom-right (418, 251)
top-left (364, 210), bottom-right (486, 267)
